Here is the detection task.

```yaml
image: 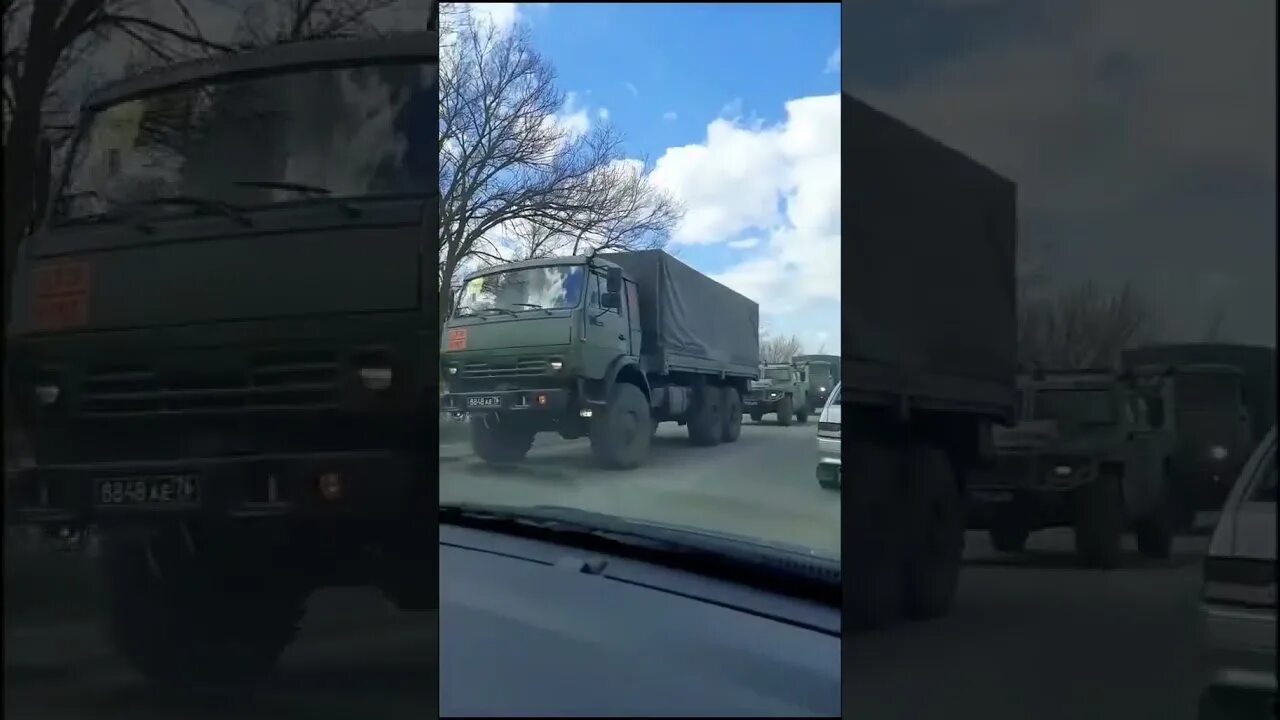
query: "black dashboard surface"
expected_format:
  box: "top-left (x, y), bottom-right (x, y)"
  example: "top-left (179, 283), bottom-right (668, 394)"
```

top-left (439, 523), bottom-right (841, 717)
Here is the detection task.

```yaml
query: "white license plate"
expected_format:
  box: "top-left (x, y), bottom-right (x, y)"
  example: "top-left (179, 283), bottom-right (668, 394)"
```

top-left (466, 395), bottom-right (502, 408)
top-left (95, 475), bottom-right (200, 507)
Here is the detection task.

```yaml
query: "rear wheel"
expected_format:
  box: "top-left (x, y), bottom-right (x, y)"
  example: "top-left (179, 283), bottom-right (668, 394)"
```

top-left (796, 405), bottom-right (809, 424)
top-left (903, 446), bottom-right (964, 620)
top-left (470, 416), bottom-right (535, 463)
top-left (847, 440), bottom-right (908, 629)
top-left (102, 527), bottom-right (308, 687)
top-left (1133, 498), bottom-right (1174, 559)
top-left (589, 383), bottom-right (652, 469)
top-left (776, 397), bottom-right (794, 426)
top-left (749, 411), bottom-right (763, 423)
top-left (1073, 473), bottom-right (1125, 568)
top-left (721, 387), bottom-right (743, 443)
top-left (989, 518), bottom-right (1030, 553)
top-left (687, 385), bottom-right (724, 446)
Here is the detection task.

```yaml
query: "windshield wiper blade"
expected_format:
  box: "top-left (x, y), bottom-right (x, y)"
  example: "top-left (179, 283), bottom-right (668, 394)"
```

top-left (233, 181), bottom-right (363, 218)
top-left (439, 502), bottom-right (841, 596)
top-left (480, 307), bottom-right (519, 318)
top-left (129, 195), bottom-right (253, 231)
top-left (511, 303), bottom-right (553, 315)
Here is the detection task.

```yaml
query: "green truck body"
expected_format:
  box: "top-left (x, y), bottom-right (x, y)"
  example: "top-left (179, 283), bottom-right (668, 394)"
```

top-left (5, 32), bottom-right (436, 684)
top-left (440, 249), bottom-right (760, 468)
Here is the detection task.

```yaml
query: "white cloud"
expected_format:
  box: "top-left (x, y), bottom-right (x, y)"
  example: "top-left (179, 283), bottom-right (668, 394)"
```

top-left (824, 46), bottom-right (840, 74)
top-left (461, 3), bottom-right (522, 35)
top-left (625, 82), bottom-right (639, 96)
top-left (648, 94), bottom-right (841, 352)
top-left (597, 107), bottom-right (610, 122)
top-left (550, 91), bottom-right (592, 139)
top-left (662, 110), bottom-right (678, 121)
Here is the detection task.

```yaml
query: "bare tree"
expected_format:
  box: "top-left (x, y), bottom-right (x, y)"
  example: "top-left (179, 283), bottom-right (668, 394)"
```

top-left (230, 0), bottom-right (412, 48)
top-left (1200, 305), bottom-right (1228, 342)
top-left (438, 6), bottom-right (680, 329)
top-left (761, 334), bottom-right (805, 364)
top-left (1018, 280), bottom-right (1160, 370)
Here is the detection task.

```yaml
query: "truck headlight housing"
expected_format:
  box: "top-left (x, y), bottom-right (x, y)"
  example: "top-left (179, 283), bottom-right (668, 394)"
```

top-left (446, 366), bottom-right (458, 375)
top-left (34, 384), bottom-right (61, 406)
top-left (1209, 445), bottom-right (1229, 461)
top-left (357, 367), bottom-right (393, 391)
top-left (1052, 464), bottom-right (1073, 477)
top-left (549, 360), bottom-right (563, 371)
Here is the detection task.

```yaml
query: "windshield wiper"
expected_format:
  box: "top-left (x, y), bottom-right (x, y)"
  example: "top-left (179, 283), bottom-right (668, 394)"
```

top-left (232, 180), bottom-right (362, 218)
top-left (511, 302), bottom-right (553, 315)
top-left (480, 307), bottom-right (519, 318)
top-left (127, 195), bottom-right (253, 233)
top-left (439, 502), bottom-right (840, 604)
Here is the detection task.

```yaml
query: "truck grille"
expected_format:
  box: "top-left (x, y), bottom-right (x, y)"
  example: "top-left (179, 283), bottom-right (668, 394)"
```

top-left (460, 356), bottom-right (555, 380)
top-left (78, 350), bottom-right (342, 417)
top-left (991, 455), bottom-right (1033, 486)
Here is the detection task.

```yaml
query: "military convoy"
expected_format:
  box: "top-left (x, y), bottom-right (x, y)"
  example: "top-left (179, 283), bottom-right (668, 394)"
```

top-left (967, 370), bottom-right (1175, 567)
top-left (6, 33), bottom-right (435, 685)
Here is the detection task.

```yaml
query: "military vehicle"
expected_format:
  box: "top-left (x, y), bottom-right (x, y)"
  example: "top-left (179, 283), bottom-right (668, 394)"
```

top-left (744, 363), bottom-right (811, 425)
top-left (440, 249), bottom-right (760, 469)
top-left (793, 355), bottom-right (838, 409)
top-left (5, 33), bottom-right (435, 685)
top-left (968, 370), bottom-right (1175, 567)
top-left (846, 96), bottom-right (1018, 627)
top-left (1123, 343), bottom-right (1277, 524)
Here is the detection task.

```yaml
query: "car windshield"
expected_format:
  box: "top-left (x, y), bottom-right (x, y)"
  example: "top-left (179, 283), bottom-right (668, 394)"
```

top-left (1031, 389), bottom-right (1116, 425)
top-left (455, 265), bottom-right (586, 316)
top-left (764, 368), bottom-right (793, 381)
top-left (54, 61), bottom-right (431, 222)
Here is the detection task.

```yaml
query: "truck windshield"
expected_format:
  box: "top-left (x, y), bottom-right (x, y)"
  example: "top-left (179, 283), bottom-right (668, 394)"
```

top-left (764, 368), bottom-right (793, 382)
top-left (1031, 389), bottom-right (1116, 425)
top-left (456, 265), bottom-right (586, 316)
top-left (54, 61), bottom-right (432, 222)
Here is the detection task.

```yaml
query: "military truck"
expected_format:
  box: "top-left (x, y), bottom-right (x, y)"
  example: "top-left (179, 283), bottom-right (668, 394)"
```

top-left (846, 96), bottom-right (1019, 627)
top-left (1122, 343), bottom-right (1277, 524)
top-left (967, 370), bottom-right (1175, 567)
top-left (744, 363), bottom-right (811, 425)
top-left (440, 249), bottom-right (760, 469)
top-left (5, 33), bottom-right (435, 685)
top-left (793, 355), bottom-right (838, 409)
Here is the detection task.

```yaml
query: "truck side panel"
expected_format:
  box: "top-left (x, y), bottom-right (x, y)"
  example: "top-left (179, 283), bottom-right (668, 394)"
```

top-left (847, 95), bottom-right (1017, 420)
top-left (603, 250), bottom-right (760, 376)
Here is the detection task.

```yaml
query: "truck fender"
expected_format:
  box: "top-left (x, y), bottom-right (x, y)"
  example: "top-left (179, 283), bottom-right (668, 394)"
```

top-left (604, 356), bottom-right (650, 402)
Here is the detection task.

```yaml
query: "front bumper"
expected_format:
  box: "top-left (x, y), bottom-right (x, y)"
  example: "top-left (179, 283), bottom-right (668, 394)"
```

top-left (6, 450), bottom-right (420, 527)
top-left (743, 396), bottom-right (784, 412)
top-left (1199, 602), bottom-right (1277, 717)
top-left (441, 386), bottom-right (573, 414)
top-left (965, 455), bottom-right (1096, 528)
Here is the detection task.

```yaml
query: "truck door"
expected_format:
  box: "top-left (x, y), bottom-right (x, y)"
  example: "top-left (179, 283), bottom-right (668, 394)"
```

top-left (588, 270), bottom-right (628, 357)
top-left (1125, 394), bottom-right (1163, 513)
top-left (624, 279), bottom-right (641, 356)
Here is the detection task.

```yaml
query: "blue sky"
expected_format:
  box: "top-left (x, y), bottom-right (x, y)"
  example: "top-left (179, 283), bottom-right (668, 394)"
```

top-left (496, 2), bottom-right (843, 354)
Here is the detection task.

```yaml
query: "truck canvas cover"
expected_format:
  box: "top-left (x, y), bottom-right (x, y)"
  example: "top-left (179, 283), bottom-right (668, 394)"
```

top-left (1122, 343), bottom-right (1277, 434)
top-left (601, 250), bottom-right (760, 375)
top-left (847, 95), bottom-right (1017, 419)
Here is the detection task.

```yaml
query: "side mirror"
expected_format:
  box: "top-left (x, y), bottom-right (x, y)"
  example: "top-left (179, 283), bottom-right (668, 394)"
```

top-left (606, 267), bottom-right (622, 293)
top-left (601, 291), bottom-right (621, 310)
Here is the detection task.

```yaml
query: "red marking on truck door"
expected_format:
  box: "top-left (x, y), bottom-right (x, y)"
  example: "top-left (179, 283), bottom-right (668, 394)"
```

top-left (448, 328), bottom-right (468, 351)
top-left (32, 262), bottom-right (91, 331)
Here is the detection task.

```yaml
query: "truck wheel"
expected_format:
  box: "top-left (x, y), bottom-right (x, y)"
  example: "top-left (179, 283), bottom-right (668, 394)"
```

top-left (795, 406), bottom-right (809, 424)
top-left (903, 446), bottom-right (964, 620)
top-left (1072, 473), bottom-right (1125, 569)
top-left (847, 440), bottom-right (908, 629)
top-left (687, 386), bottom-right (724, 447)
top-left (721, 387), bottom-right (743, 443)
top-left (749, 411), bottom-right (763, 423)
top-left (590, 383), bottom-right (652, 469)
top-left (101, 527), bottom-right (307, 686)
top-left (1133, 501), bottom-right (1174, 559)
top-left (776, 397), bottom-right (793, 426)
top-left (470, 416), bottom-right (535, 463)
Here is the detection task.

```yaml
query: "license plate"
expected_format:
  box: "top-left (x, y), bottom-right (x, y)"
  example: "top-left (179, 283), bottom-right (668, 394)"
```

top-left (466, 395), bottom-right (502, 409)
top-left (95, 475), bottom-right (200, 507)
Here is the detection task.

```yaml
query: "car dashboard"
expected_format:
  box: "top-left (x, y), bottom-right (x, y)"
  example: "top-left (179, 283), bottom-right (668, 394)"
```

top-left (439, 523), bottom-right (841, 717)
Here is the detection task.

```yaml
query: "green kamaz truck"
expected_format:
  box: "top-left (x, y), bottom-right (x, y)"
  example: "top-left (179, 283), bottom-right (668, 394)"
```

top-left (440, 249), bottom-right (760, 469)
top-left (5, 33), bottom-right (435, 685)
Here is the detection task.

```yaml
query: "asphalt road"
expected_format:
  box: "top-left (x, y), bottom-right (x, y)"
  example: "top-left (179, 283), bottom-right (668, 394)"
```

top-left (5, 420), bottom-right (1214, 719)
top-left (440, 418), bottom-right (841, 557)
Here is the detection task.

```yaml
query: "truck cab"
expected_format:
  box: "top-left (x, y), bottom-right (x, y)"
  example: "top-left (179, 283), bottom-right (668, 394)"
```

top-left (970, 370), bottom-right (1174, 567)
top-left (5, 32), bottom-right (436, 685)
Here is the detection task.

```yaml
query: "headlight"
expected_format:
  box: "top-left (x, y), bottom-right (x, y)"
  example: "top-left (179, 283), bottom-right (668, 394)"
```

top-left (446, 366), bottom-right (458, 375)
top-left (819, 386), bottom-right (826, 392)
top-left (1052, 465), bottom-right (1073, 477)
top-left (549, 360), bottom-right (563, 371)
top-left (768, 392), bottom-right (780, 399)
top-left (34, 384), bottom-right (60, 406)
top-left (1209, 445), bottom-right (1229, 461)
